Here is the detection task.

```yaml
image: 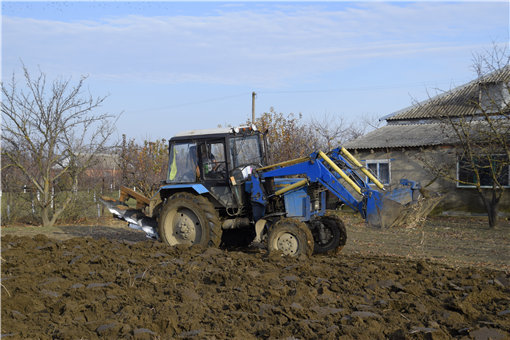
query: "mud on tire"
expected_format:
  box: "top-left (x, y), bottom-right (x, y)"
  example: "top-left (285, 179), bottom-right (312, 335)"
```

top-left (310, 212), bottom-right (347, 254)
top-left (158, 192), bottom-right (221, 247)
top-left (268, 218), bottom-right (314, 258)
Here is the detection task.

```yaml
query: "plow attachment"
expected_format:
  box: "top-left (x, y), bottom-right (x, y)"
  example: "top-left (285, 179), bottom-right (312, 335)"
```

top-left (100, 187), bottom-right (158, 239)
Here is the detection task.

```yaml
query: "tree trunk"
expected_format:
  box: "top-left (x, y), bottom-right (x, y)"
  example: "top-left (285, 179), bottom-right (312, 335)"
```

top-left (487, 190), bottom-right (501, 228)
top-left (41, 205), bottom-right (54, 227)
top-left (487, 204), bottom-right (498, 228)
top-left (40, 179), bottom-right (54, 227)
top-left (478, 189), bottom-right (500, 228)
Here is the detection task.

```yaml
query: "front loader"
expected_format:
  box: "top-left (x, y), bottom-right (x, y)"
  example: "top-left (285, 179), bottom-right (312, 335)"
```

top-left (102, 125), bottom-right (437, 256)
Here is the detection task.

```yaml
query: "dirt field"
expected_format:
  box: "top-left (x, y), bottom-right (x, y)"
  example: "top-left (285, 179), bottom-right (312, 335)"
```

top-left (2, 214), bottom-right (509, 339)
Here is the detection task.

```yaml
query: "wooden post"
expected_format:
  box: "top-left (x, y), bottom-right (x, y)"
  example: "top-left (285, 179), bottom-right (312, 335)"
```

top-left (252, 92), bottom-right (256, 123)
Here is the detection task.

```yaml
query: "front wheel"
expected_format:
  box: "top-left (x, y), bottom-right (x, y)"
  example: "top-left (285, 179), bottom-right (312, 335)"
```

top-left (267, 218), bottom-right (314, 257)
top-left (310, 213), bottom-right (347, 254)
top-left (158, 193), bottom-right (221, 247)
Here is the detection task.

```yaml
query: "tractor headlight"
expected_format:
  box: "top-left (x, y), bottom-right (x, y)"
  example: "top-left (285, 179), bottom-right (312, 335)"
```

top-left (313, 200), bottom-right (320, 211)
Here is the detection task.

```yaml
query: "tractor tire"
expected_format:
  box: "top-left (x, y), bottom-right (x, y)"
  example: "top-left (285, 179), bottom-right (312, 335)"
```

top-left (158, 192), bottom-right (221, 247)
top-left (267, 218), bottom-right (314, 258)
top-left (310, 212), bottom-right (347, 254)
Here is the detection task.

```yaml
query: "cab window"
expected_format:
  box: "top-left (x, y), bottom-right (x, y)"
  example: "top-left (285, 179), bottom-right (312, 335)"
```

top-left (168, 142), bottom-right (199, 183)
top-left (230, 135), bottom-right (263, 168)
top-left (201, 141), bottom-right (227, 180)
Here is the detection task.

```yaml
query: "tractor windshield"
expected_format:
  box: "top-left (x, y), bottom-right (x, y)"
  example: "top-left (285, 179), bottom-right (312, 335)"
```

top-left (168, 142), bottom-right (199, 183)
top-left (230, 135), bottom-right (263, 168)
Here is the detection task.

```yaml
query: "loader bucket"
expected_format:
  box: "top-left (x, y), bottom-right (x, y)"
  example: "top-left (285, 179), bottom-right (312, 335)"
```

top-left (365, 181), bottom-right (442, 229)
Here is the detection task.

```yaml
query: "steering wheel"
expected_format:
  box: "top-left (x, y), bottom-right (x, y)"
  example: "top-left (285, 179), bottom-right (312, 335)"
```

top-left (212, 160), bottom-right (223, 172)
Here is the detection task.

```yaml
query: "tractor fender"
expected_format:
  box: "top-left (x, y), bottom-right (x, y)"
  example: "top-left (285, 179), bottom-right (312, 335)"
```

top-left (150, 184), bottom-right (211, 218)
top-left (155, 184), bottom-right (210, 202)
top-left (158, 184), bottom-right (210, 195)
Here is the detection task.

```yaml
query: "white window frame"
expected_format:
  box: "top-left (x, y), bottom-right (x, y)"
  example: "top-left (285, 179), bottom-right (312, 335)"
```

top-left (456, 155), bottom-right (510, 188)
top-left (363, 159), bottom-right (391, 185)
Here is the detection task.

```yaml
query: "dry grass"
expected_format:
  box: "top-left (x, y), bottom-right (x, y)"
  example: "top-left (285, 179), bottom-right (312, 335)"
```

top-left (340, 211), bottom-right (510, 271)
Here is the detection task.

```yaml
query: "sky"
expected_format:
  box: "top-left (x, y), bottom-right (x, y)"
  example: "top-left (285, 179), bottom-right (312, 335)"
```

top-left (2, 1), bottom-right (509, 142)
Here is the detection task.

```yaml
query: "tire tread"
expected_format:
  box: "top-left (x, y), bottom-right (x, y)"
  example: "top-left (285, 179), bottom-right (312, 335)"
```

top-left (158, 192), bottom-right (221, 247)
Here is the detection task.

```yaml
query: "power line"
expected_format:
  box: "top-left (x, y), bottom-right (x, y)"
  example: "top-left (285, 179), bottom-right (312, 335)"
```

top-left (257, 80), bottom-right (465, 95)
top-left (129, 92), bottom-right (250, 113)
top-left (128, 79), bottom-right (468, 113)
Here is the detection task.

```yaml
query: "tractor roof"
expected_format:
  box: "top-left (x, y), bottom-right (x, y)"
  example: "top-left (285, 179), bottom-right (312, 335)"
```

top-left (173, 127), bottom-right (232, 138)
top-left (171, 126), bottom-right (258, 141)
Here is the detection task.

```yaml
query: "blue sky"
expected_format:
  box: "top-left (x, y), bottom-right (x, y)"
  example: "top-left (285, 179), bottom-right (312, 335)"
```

top-left (2, 1), bottom-right (509, 142)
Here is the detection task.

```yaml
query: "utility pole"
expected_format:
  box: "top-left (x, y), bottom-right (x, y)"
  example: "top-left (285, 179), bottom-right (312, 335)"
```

top-left (252, 91), bottom-right (256, 124)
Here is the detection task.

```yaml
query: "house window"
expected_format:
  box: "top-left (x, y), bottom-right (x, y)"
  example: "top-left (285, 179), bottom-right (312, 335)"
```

top-left (365, 160), bottom-right (390, 185)
top-left (457, 155), bottom-right (510, 188)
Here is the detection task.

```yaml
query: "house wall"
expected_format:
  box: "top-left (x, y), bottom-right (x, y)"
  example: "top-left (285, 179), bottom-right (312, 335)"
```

top-left (350, 147), bottom-right (510, 215)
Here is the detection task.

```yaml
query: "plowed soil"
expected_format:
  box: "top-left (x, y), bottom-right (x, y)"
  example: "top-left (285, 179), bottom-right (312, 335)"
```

top-left (2, 217), bottom-right (510, 339)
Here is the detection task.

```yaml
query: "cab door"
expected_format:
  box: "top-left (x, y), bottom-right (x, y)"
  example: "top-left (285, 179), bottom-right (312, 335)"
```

top-left (199, 140), bottom-right (237, 209)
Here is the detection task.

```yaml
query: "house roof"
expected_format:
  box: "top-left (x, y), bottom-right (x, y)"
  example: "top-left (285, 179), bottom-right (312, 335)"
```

top-left (90, 153), bottom-right (120, 170)
top-left (344, 123), bottom-right (458, 150)
top-left (345, 119), bottom-right (510, 151)
top-left (383, 65), bottom-right (510, 123)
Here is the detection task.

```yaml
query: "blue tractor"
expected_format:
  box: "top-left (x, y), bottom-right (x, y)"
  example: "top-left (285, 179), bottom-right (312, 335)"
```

top-left (102, 125), bottom-right (430, 257)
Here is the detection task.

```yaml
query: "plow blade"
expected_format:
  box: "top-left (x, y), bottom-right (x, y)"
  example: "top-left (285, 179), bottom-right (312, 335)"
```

top-left (100, 190), bottom-right (158, 239)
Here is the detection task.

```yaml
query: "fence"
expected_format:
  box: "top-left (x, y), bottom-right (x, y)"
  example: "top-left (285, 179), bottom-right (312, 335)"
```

top-left (1, 189), bottom-right (120, 225)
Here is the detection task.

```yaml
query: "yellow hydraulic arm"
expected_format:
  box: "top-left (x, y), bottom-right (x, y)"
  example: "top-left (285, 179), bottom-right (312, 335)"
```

top-left (340, 148), bottom-right (385, 190)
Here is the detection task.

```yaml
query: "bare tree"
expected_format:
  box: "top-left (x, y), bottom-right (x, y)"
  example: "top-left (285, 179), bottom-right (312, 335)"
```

top-left (354, 113), bottom-right (384, 140)
top-left (310, 113), bottom-right (348, 151)
top-left (119, 136), bottom-right (169, 197)
top-left (309, 113), bottom-right (382, 150)
top-left (1, 64), bottom-right (117, 227)
top-left (418, 45), bottom-right (509, 227)
top-left (251, 108), bottom-right (318, 163)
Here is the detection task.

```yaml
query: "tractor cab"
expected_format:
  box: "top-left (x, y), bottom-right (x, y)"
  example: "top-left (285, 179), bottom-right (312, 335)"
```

top-left (165, 125), bottom-right (268, 211)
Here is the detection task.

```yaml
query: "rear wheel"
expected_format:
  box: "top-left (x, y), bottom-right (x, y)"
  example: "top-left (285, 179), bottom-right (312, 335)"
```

top-left (310, 213), bottom-right (347, 254)
top-left (267, 218), bottom-right (313, 257)
top-left (158, 192), bottom-right (221, 247)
